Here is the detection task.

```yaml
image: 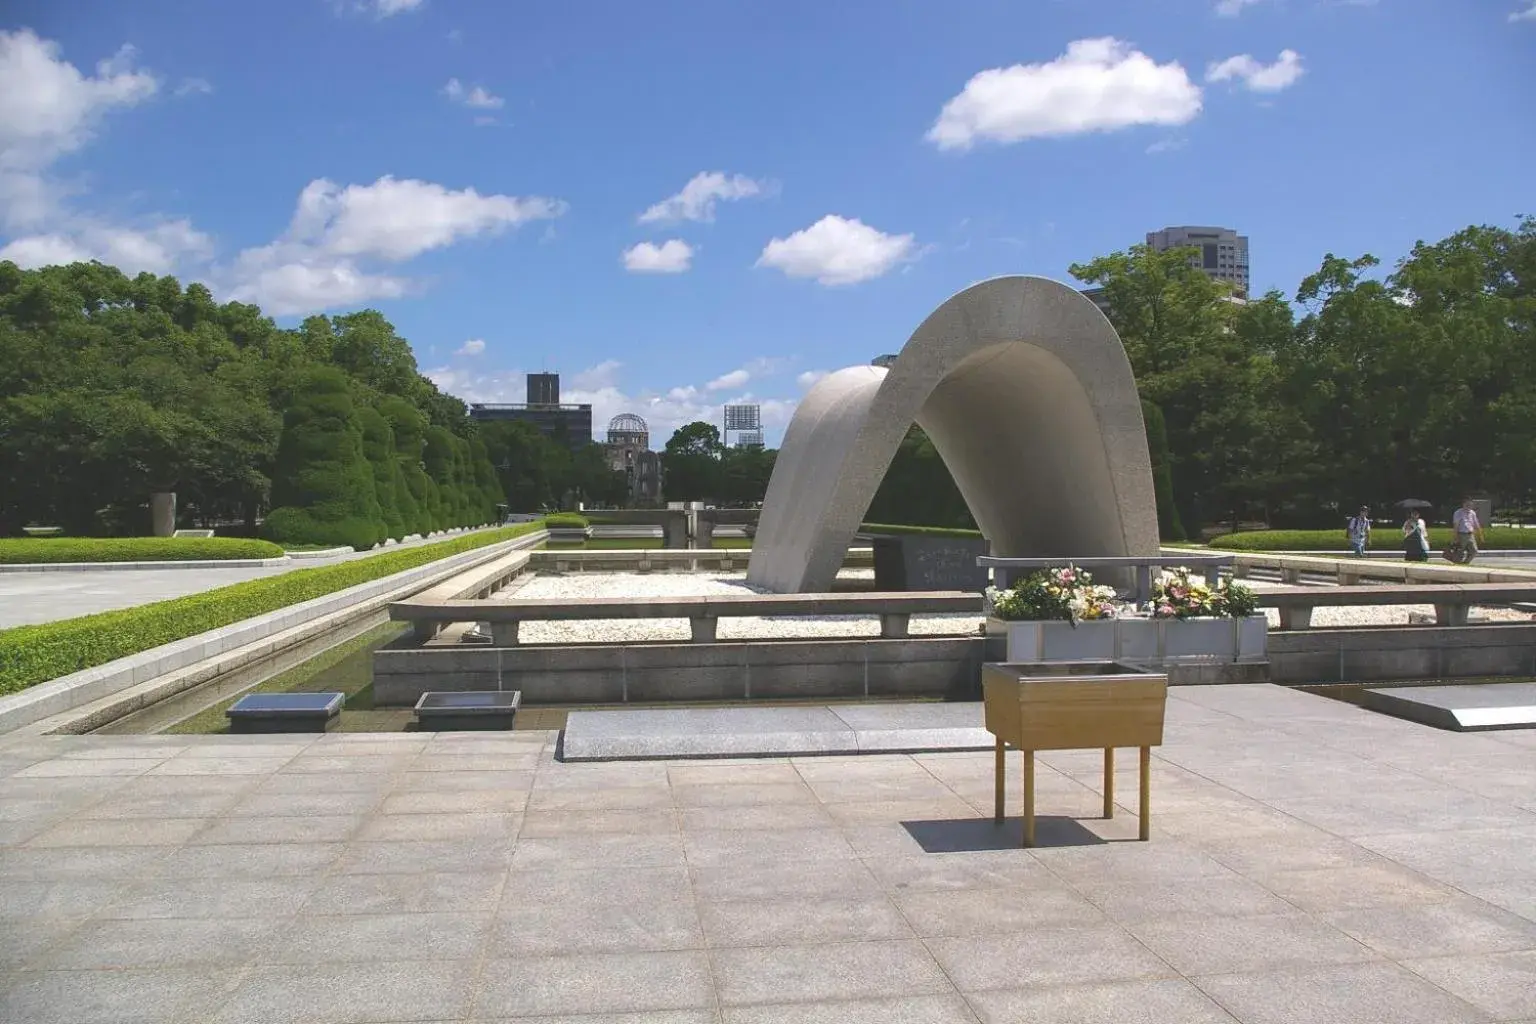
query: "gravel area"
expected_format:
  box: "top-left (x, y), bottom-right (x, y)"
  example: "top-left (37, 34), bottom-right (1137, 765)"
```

top-left (496, 570), bottom-right (984, 643)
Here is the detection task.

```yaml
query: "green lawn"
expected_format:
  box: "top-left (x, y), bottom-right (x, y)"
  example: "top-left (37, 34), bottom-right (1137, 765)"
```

top-left (0, 536), bottom-right (285, 564)
top-left (545, 537), bottom-right (753, 551)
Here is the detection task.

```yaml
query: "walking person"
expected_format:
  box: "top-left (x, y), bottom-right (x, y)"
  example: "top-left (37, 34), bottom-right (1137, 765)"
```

top-left (1450, 498), bottom-right (1484, 564)
top-left (1346, 506), bottom-right (1372, 557)
top-left (1402, 509), bottom-right (1430, 562)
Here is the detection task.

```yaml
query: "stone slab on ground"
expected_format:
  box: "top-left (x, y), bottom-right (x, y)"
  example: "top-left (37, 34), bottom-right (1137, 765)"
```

top-left (1363, 681), bottom-right (1536, 731)
top-left (560, 701), bottom-right (994, 761)
top-left (2, 683), bottom-right (1534, 1024)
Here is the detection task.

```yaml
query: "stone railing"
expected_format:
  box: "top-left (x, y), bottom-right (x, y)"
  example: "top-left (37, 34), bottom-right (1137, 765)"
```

top-left (1257, 583), bottom-right (1536, 630)
top-left (388, 591), bottom-right (982, 646)
top-left (1231, 551), bottom-right (1536, 586)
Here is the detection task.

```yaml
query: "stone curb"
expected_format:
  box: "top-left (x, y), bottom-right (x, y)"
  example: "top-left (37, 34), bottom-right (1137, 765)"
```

top-left (0, 531), bottom-right (547, 735)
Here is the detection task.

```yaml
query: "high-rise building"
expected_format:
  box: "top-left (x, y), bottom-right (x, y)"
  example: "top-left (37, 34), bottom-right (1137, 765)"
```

top-left (468, 372), bottom-right (593, 451)
top-left (526, 372), bottom-right (561, 406)
top-left (1146, 225), bottom-right (1249, 298)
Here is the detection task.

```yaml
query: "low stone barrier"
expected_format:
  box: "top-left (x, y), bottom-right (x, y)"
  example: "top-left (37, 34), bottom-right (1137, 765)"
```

top-left (1256, 583), bottom-right (1536, 629)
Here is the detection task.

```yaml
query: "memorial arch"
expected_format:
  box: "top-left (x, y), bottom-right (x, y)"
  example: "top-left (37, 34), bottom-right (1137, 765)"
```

top-left (745, 275), bottom-right (1158, 593)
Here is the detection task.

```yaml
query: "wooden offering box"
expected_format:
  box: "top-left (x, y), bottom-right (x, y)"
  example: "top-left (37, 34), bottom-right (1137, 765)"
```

top-left (982, 661), bottom-right (1168, 847)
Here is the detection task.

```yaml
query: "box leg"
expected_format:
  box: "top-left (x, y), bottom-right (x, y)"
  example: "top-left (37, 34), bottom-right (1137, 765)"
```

top-left (1139, 746), bottom-right (1151, 842)
top-left (1103, 748), bottom-right (1115, 819)
top-left (993, 738), bottom-right (1005, 823)
top-left (1022, 750), bottom-right (1036, 848)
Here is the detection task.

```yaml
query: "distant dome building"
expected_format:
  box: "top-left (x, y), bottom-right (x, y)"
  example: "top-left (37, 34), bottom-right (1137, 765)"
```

top-left (606, 413), bottom-right (650, 448)
top-left (604, 413), bottom-right (662, 505)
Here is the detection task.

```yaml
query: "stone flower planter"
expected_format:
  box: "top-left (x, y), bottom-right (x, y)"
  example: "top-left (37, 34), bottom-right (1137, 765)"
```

top-left (989, 614), bottom-right (1267, 664)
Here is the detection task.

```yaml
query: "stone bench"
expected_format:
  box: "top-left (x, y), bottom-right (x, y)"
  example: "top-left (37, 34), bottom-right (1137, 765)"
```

top-left (390, 591), bottom-right (983, 646)
top-left (406, 551), bottom-right (533, 641)
top-left (226, 692), bottom-right (344, 733)
top-left (1257, 583), bottom-right (1536, 630)
top-left (413, 690), bottom-right (521, 731)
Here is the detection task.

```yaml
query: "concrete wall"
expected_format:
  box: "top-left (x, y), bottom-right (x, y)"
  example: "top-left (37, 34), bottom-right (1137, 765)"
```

top-left (1267, 623), bottom-right (1536, 684)
top-left (747, 276), bottom-right (1158, 594)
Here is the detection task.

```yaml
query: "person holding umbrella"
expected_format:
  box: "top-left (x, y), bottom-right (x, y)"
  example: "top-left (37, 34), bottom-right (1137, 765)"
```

top-left (1401, 508), bottom-right (1430, 562)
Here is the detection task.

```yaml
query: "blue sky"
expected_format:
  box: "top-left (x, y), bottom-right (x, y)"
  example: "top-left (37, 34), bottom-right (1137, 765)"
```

top-left (2, 0), bottom-right (1533, 446)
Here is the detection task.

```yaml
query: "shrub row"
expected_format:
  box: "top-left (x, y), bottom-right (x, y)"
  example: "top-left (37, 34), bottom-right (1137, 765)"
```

top-left (0, 521), bottom-right (546, 697)
top-left (1208, 527), bottom-right (1536, 551)
top-left (0, 537), bottom-right (285, 564)
top-left (542, 513), bottom-right (591, 529)
top-left (858, 522), bottom-right (982, 539)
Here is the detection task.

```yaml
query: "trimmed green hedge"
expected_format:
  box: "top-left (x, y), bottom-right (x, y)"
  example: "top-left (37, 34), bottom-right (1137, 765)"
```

top-left (0, 537), bottom-right (285, 564)
top-left (543, 513), bottom-right (591, 529)
top-left (859, 522), bottom-right (982, 539)
top-left (0, 521), bottom-right (545, 697)
top-left (1209, 527), bottom-right (1536, 552)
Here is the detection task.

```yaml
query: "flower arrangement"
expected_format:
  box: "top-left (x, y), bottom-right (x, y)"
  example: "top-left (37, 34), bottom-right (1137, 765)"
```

top-left (1146, 566), bottom-right (1257, 620)
top-left (986, 565), bottom-right (1123, 624)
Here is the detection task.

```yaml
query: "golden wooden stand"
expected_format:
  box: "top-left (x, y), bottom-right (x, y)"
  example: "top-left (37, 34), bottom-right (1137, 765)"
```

top-left (982, 662), bottom-right (1168, 848)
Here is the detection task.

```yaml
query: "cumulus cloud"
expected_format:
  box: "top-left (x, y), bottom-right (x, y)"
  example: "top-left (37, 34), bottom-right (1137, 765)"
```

top-left (334, 0), bottom-right (424, 17)
top-left (1214, 0), bottom-right (1264, 15)
top-left (174, 77), bottom-right (213, 97)
top-left (756, 215), bottom-right (915, 286)
top-left (0, 29), bottom-right (159, 229)
top-left (442, 78), bottom-right (504, 109)
top-left (638, 171), bottom-right (768, 224)
top-left (926, 38), bottom-right (1202, 150)
top-left (0, 218), bottom-right (211, 276)
top-left (622, 238), bottom-right (693, 273)
top-left (1206, 49), bottom-right (1305, 92)
top-left (707, 369), bottom-right (750, 392)
top-left (455, 338), bottom-right (486, 356)
top-left (797, 370), bottom-right (828, 389)
top-left (226, 175), bottom-right (566, 315)
top-left (1510, 1), bottom-right (1536, 20)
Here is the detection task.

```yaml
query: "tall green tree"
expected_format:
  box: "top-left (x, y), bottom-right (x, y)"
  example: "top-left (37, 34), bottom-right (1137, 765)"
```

top-left (661, 421), bottom-right (724, 501)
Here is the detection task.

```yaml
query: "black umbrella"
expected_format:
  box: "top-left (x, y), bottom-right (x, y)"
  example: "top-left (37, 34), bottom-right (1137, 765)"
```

top-left (1395, 498), bottom-right (1433, 509)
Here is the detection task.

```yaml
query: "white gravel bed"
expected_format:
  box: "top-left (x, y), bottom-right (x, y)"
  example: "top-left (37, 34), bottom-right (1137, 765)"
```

top-left (495, 571), bottom-right (982, 644)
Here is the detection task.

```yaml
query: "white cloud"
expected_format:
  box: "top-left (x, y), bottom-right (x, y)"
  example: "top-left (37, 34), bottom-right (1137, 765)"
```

top-left (707, 369), bottom-right (750, 391)
top-left (455, 338), bottom-right (486, 356)
top-left (225, 175), bottom-right (565, 315)
top-left (572, 360), bottom-right (623, 391)
top-left (174, 77), bottom-right (213, 97)
top-left (0, 29), bottom-right (159, 229)
top-left (622, 238), bottom-right (694, 273)
top-left (442, 78), bottom-right (504, 109)
top-left (1146, 136), bottom-right (1186, 155)
top-left (756, 215), bottom-right (915, 286)
top-left (797, 370), bottom-right (828, 389)
top-left (1214, 0), bottom-right (1264, 16)
top-left (638, 171), bottom-right (767, 224)
top-left (1510, 2), bottom-right (1536, 21)
top-left (1206, 49), bottom-right (1305, 92)
top-left (926, 38), bottom-right (1202, 150)
top-left (1, 219), bottom-right (213, 277)
top-left (375, 0), bottom-right (423, 13)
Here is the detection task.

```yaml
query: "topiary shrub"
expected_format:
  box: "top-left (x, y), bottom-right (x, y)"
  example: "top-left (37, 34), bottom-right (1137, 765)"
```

top-left (357, 405), bottom-right (407, 541)
top-left (261, 368), bottom-right (387, 551)
top-left (378, 397), bottom-right (432, 537)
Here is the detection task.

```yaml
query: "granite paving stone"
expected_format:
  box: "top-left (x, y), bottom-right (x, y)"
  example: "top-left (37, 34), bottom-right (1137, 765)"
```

top-left (1192, 961), bottom-right (1495, 1024)
top-left (711, 939), bottom-right (954, 1006)
top-left (1400, 949), bottom-right (1536, 1021)
top-left (698, 896), bottom-right (913, 947)
top-left (720, 994), bottom-right (979, 1023)
top-left (213, 959), bottom-right (475, 1024)
top-left (929, 925), bottom-right (1177, 991)
top-left (965, 978), bottom-right (1239, 1024)
top-left (3, 683), bottom-right (1535, 1022)
top-left (473, 951), bottom-right (715, 1017)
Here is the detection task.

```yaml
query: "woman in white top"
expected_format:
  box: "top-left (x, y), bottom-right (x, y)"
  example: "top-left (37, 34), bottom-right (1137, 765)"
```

top-left (1401, 510), bottom-right (1430, 562)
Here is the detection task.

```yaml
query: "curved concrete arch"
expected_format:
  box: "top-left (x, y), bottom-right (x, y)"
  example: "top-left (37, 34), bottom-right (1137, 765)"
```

top-left (746, 275), bottom-right (1158, 593)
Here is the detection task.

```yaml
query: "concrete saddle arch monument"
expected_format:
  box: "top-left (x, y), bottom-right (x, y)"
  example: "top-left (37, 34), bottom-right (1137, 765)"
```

top-left (746, 274), bottom-right (1159, 594)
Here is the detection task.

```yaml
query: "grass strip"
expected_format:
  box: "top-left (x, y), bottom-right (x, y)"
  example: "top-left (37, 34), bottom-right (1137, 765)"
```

top-left (0, 537), bottom-right (284, 564)
top-left (0, 521), bottom-right (545, 696)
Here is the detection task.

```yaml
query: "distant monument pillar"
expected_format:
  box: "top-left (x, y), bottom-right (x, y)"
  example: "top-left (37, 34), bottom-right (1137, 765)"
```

top-left (150, 492), bottom-right (177, 537)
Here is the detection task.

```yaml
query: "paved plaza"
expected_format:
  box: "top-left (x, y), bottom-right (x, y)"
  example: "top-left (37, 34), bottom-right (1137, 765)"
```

top-left (2, 684), bottom-right (1534, 1023)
